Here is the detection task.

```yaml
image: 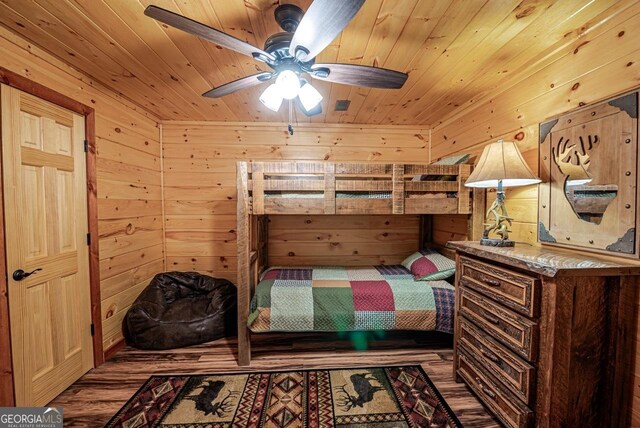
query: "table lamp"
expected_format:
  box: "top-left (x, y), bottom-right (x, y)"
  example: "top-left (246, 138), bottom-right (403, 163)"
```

top-left (465, 140), bottom-right (541, 247)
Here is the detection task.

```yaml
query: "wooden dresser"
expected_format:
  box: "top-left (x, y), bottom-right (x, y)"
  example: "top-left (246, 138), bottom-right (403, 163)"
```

top-left (447, 241), bottom-right (639, 428)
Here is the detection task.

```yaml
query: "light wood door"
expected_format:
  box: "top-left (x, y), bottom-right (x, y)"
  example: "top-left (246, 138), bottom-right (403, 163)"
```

top-left (1, 84), bottom-right (93, 406)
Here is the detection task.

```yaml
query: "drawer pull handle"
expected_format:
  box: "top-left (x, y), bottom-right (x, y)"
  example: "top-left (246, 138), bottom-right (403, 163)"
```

top-left (485, 278), bottom-right (501, 287)
top-left (482, 312), bottom-right (501, 325)
top-left (481, 385), bottom-right (497, 400)
top-left (475, 378), bottom-right (497, 400)
top-left (481, 349), bottom-right (500, 363)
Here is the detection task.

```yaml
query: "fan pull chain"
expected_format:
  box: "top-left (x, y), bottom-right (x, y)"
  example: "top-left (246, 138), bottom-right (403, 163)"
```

top-left (288, 99), bottom-right (294, 135)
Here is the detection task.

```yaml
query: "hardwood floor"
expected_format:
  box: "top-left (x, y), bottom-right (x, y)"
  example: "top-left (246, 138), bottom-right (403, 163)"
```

top-left (50, 333), bottom-right (499, 427)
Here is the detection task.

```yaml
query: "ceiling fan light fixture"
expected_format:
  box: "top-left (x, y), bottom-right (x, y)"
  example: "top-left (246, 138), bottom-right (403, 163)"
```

top-left (259, 84), bottom-right (283, 112)
top-left (145, 2), bottom-right (408, 120)
top-left (275, 70), bottom-right (301, 100)
top-left (298, 81), bottom-right (323, 111)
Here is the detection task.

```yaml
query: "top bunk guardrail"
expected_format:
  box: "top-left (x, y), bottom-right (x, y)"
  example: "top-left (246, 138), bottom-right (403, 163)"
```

top-left (237, 161), bottom-right (472, 215)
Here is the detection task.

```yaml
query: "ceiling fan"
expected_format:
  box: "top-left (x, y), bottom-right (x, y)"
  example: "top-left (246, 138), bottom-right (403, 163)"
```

top-left (144, 0), bottom-right (408, 117)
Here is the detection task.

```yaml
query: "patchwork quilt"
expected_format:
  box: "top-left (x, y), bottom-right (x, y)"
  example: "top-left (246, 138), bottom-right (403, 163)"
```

top-left (247, 265), bottom-right (455, 334)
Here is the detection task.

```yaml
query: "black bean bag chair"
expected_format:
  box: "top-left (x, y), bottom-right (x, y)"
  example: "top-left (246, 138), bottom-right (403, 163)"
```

top-left (124, 272), bottom-right (237, 350)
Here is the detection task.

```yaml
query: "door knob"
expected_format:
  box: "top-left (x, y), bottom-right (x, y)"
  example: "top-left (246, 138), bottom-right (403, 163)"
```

top-left (12, 268), bottom-right (42, 281)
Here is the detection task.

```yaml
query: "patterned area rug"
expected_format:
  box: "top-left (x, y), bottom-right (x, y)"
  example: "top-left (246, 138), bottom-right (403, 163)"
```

top-left (106, 366), bottom-right (462, 427)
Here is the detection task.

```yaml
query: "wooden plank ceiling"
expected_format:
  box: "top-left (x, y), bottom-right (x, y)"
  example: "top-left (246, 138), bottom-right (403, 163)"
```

top-left (0, 0), bottom-right (622, 125)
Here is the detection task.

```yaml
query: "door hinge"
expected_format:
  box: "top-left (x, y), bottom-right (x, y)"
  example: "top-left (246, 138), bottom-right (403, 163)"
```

top-left (90, 323), bottom-right (95, 336)
top-left (86, 233), bottom-right (91, 246)
top-left (84, 140), bottom-right (89, 153)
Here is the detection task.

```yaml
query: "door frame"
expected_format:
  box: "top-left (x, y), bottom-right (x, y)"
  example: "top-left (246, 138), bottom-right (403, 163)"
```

top-left (0, 66), bottom-right (103, 406)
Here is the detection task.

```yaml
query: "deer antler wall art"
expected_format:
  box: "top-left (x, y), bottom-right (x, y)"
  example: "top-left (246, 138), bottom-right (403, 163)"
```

top-left (551, 135), bottom-right (599, 184)
top-left (538, 90), bottom-right (637, 256)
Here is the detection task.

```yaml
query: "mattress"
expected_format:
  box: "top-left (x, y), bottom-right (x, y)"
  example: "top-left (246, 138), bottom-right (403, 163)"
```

top-left (247, 265), bottom-right (455, 334)
top-left (264, 192), bottom-right (455, 199)
top-left (265, 191), bottom-right (391, 198)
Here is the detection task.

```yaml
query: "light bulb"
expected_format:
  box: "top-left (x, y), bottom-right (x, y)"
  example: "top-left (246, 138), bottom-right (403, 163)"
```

top-left (259, 84), bottom-right (283, 112)
top-left (275, 70), bottom-right (300, 100)
top-left (298, 82), bottom-right (323, 111)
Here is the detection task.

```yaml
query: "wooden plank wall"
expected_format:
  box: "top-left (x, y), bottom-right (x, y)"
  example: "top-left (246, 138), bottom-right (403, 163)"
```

top-left (429, 5), bottom-right (640, 423)
top-left (161, 122), bottom-right (431, 281)
top-left (0, 27), bottom-right (163, 355)
top-left (268, 215), bottom-right (419, 267)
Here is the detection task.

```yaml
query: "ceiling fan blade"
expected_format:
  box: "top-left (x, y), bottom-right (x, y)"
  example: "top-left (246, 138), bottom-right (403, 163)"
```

top-left (145, 5), bottom-right (275, 63)
top-left (289, 0), bottom-right (365, 61)
top-left (203, 72), bottom-right (273, 98)
top-left (310, 63), bottom-right (408, 89)
top-left (295, 96), bottom-right (323, 116)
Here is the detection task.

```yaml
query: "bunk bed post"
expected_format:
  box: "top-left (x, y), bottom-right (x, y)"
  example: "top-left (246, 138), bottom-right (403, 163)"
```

top-left (324, 163), bottom-right (336, 214)
top-left (456, 163), bottom-right (485, 240)
top-left (457, 164), bottom-right (471, 214)
top-left (236, 161), bottom-right (251, 365)
top-left (470, 188), bottom-right (486, 240)
top-left (253, 162), bottom-right (264, 215)
top-left (258, 215), bottom-right (269, 272)
top-left (392, 164), bottom-right (405, 214)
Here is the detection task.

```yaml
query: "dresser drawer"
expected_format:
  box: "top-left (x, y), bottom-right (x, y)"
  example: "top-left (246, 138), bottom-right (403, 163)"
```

top-left (458, 316), bottom-right (535, 404)
top-left (459, 287), bottom-right (538, 361)
top-left (457, 349), bottom-right (534, 428)
top-left (460, 256), bottom-right (540, 318)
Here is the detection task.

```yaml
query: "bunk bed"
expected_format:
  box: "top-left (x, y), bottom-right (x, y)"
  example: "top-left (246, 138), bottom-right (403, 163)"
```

top-left (236, 161), bottom-right (481, 365)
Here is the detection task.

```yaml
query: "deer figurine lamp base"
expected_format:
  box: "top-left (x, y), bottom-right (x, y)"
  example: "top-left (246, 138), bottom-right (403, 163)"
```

top-left (481, 180), bottom-right (515, 247)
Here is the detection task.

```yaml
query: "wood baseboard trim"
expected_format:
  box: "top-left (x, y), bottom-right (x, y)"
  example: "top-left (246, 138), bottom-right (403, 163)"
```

top-left (104, 339), bottom-right (126, 361)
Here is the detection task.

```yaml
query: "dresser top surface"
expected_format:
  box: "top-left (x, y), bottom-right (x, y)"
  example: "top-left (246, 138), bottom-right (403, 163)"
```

top-left (446, 241), bottom-right (640, 277)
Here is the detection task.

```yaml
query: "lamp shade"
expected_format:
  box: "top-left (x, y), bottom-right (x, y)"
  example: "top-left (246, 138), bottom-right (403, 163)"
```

top-left (465, 140), bottom-right (541, 188)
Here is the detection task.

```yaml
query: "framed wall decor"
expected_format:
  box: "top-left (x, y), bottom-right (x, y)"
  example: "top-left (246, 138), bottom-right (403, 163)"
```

top-left (538, 90), bottom-right (639, 257)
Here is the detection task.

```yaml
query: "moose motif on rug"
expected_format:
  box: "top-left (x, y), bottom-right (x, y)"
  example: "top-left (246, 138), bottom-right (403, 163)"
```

top-left (335, 372), bottom-right (385, 411)
top-left (185, 379), bottom-right (240, 417)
